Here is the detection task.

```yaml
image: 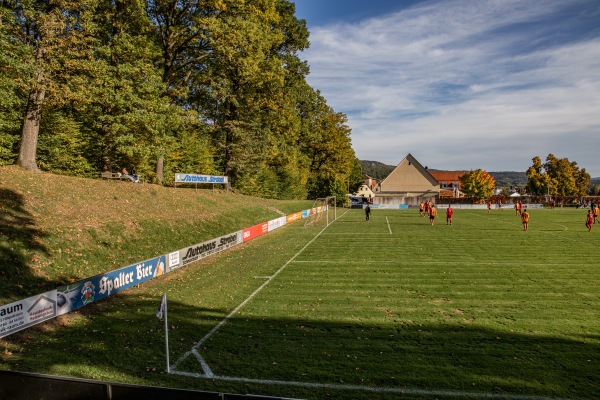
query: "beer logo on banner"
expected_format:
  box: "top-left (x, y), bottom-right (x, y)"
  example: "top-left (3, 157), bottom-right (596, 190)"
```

top-left (80, 281), bottom-right (95, 305)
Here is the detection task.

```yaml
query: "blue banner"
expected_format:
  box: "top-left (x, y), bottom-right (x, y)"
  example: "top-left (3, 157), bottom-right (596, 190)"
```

top-left (56, 255), bottom-right (166, 315)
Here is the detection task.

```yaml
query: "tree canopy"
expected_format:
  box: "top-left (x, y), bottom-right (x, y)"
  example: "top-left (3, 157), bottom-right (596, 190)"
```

top-left (0, 0), bottom-right (357, 199)
top-left (526, 154), bottom-right (590, 196)
top-left (459, 169), bottom-right (495, 200)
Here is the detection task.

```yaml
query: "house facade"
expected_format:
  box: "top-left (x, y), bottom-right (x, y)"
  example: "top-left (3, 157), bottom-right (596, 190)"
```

top-left (374, 154), bottom-right (440, 205)
top-left (429, 170), bottom-right (465, 198)
top-left (355, 184), bottom-right (375, 200)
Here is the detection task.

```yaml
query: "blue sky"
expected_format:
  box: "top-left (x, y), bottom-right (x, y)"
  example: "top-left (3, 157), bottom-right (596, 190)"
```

top-left (294, 0), bottom-right (600, 176)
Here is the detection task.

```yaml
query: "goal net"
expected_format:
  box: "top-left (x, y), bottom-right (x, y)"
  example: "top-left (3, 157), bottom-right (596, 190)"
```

top-left (304, 196), bottom-right (336, 228)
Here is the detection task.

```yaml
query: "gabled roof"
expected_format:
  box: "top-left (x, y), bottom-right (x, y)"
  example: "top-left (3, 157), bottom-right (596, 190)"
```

top-left (380, 153), bottom-right (440, 188)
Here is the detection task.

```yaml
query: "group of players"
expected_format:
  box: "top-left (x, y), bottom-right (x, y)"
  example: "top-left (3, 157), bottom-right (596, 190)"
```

top-left (366, 199), bottom-right (598, 232)
top-left (418, 201), bottom-right (450, 226)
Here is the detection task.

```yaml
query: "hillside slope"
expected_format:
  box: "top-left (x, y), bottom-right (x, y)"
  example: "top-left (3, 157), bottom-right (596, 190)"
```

top-left (0, 166), bottom-right (312, 305)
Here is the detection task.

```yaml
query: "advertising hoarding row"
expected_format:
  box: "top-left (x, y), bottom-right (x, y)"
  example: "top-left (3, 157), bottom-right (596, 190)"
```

top-left (0, 205), bottom-right (326, 338)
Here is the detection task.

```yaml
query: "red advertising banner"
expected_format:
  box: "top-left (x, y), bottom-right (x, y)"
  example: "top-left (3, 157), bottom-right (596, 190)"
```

top-left (242, 222), bottom-right (269, 242)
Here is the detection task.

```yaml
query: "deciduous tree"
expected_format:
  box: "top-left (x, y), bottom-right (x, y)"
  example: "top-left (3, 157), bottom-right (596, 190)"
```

top-left (526, 154), bottom-right (590, 196)
top-left (0, 4), bottom-right (33, 164)
top-left (459, 169), bottom-right (495, 200)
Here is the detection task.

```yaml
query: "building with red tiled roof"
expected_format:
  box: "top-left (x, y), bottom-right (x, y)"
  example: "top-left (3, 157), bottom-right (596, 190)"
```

top-left (429, 170), bottom-right (466, 198)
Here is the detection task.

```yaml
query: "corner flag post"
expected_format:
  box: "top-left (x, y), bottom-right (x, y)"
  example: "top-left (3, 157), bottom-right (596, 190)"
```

top-left (156, 293), bottom-right (170, 373)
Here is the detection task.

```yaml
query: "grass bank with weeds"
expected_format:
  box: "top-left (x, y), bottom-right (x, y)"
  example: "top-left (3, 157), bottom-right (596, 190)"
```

top-left (0, 165), bottom-right (312, 304)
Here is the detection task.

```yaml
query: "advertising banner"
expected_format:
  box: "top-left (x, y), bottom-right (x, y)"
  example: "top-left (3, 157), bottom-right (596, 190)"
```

top-left (0, 290), bottom-right (57, 338)
top-left (55, 255), bottom-right (167, 316)
top-left (175, 174), bottom-right (228, 184)
top-left (371, 204), bottom-right (410, 209)
top-left (286, 212), bottom-right (302, 223)
top-left (523, 204), bottom-right (544, 209)
top-left (242, 223), bottom-right (269, 242)
top-left (178, 231), bottom-right (243, 267)
top-left (268, 216), bottom-right (287, 232)
top-left (167, 252), bottom-right (181, 272)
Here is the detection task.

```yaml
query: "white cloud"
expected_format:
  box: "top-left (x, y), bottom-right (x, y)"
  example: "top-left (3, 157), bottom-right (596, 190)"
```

top-left (301, 0), bottom-right (600, 175)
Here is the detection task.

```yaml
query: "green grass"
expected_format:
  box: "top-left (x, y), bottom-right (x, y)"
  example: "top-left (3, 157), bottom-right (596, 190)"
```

top-left (169, 208), bottom-right (599, 399)
top-left (1, 172), bottom-right (599, 399)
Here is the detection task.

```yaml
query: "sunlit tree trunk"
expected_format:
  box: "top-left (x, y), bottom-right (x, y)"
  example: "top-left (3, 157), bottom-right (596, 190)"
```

top-left (156, 152), bottom-right (164, 183)
top-left (17, 56), bottom-right (45, 173)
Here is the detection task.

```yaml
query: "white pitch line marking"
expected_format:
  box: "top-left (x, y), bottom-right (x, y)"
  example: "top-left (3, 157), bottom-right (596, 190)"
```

top-left (170, 371), bottom-right (565, 400)
top-left (386, 216), bottom-right (392, 234)
top-left (290, 259), bottom-right (587, 267)
top-left (191, 348), bottom-right (213, 378)
top-left (171, 208), bottom-right (350, 372)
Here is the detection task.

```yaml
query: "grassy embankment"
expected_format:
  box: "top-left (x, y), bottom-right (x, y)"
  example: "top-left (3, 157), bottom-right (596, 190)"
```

top-left (0, 166), bottom-right (313, 305)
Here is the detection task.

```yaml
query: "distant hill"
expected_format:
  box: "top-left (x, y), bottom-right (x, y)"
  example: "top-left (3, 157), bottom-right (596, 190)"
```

top-left (360, 160), bottom-right (527, 188)
top-left (487, 171), bottom-right (528, 188)
top-left (359, 160), bottom-right (395, 180)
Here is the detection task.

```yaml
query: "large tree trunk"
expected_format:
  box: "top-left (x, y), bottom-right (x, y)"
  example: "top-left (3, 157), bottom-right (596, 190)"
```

top-left (17, 46), bottom-right (45, 173)
top-left (156, 153), bottom-right (164, 183)
top-left (17, 80), bottom-right (45, 172)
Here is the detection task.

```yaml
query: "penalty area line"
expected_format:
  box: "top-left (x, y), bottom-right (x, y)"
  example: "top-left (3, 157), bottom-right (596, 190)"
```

top-left (170, 371), bottom-right (565, 400)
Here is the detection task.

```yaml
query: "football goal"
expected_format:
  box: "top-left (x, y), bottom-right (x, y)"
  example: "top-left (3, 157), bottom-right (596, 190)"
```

top-left (304, 196), bottom-right (336, 228)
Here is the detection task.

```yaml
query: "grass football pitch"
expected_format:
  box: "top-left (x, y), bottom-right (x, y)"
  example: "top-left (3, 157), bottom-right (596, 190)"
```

top-left (164, 207), bottom-right (599, 399)
top-left (7, 207), bottom-right (599, 399)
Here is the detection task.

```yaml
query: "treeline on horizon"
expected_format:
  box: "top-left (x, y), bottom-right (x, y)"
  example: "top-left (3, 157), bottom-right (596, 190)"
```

top-left (0, 0), bottom-right (364, 199)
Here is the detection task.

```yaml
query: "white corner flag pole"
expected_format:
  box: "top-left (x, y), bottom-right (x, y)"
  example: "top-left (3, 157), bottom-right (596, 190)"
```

top-left (156, 293), bottom-right (170, 373)
top-left (164, 294), bottom-right (170, 373)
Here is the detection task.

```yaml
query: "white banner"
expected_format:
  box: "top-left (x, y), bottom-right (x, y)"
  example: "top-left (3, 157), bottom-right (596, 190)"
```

top-left (175, 174), bottom-right (228, 184)
top-left (178, 231), bottom-right (243, 267)
top-left (0, 290), bottom-right (57, 338)
top-left (268, 216), bottom-right (287, 232)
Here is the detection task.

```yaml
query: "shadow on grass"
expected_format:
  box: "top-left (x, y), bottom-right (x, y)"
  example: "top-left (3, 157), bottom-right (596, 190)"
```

top-left (0, 189), bottom-right (49, 299)
top-left (4, 294), bottom-right (598, 400)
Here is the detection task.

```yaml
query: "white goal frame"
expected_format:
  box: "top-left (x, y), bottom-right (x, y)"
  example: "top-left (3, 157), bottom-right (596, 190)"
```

top-left (304, 196), bottom-right (336, 227)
